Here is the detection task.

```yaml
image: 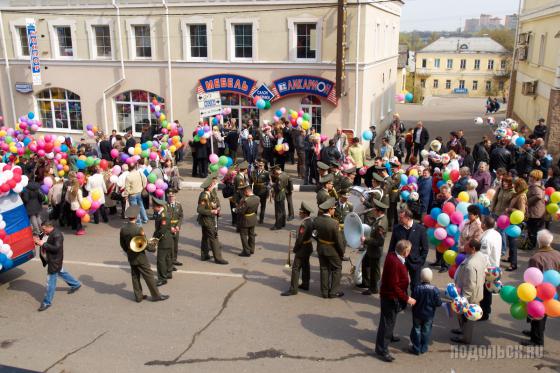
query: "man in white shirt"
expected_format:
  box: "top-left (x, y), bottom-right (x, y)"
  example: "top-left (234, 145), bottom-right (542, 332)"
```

top-left (479, 216), bottom-right (502, 320)
top-left (333, 128), bottom-right (347, 154)
top-left (86, 167), bottom-right (108, 224)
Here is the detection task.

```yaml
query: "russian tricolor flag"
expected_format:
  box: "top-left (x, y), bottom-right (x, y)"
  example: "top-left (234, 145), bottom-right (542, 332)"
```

top-left (0, 193), bottom-right (35, 273)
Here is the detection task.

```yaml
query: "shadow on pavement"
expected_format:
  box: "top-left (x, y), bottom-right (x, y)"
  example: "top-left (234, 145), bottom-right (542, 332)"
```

top-left (78, 274), bottom-right (131, 301)
top-left (6, 279), bottom-right (45, 303)
top-left (298, 314), bottom-right (372, 353)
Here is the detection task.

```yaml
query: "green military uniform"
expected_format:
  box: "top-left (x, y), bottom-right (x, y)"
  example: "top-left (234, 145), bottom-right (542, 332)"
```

top-left (333, 171), bottom-right (345, 194)
top-left (153, 201), bottom-right (174, 283)
top-left (168, 200), bottom-right (183, 264)
top-left (387, 172), bottom-right (400, 230)
top-left (233, 162), bottom-right (249, 226)
top-left (363, 173), bottom-right (386, 226)
top-left (119, 221), bottom-right (160, 301)
top-left (361, 210), bottom-right (388, 294)
top-left (285, 203), bottom-right (315, 295)
top-left (314, 198), bottom-right (345, 298)
top-left (316, 174), bottom-right (333, 209)
top-left (197, 178), bottom-right (228, 264)
top-left (236, 189), bottom-right (260, 256)
top-left (271, 168), bottom-right (289, 229)
top-left (286, 177), bottom-right (295, 220)
top-left (251, 168), bottom-right (270, 224)
top-left (334, 200), bottom-right (354, 227)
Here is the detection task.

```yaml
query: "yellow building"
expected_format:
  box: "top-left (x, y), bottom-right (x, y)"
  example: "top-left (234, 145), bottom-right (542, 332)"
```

top-left (507, 0), bottom-right (560, 155)
top-left (414, 37), bottom-right (511, 100)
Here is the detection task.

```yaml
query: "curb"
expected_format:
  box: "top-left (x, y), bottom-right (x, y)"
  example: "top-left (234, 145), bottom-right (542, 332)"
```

top-left (180, 181), bottom-right (317, 192)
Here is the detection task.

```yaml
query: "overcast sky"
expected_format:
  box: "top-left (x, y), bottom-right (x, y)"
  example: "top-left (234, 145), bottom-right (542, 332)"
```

top-left (400, 0), bottom-right (520, 31)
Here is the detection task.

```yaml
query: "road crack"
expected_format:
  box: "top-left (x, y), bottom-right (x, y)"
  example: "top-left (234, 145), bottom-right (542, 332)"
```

top-left (43, 331), bottom-right (108, 372)
top-left (145, 277), bottom-right (248, 366)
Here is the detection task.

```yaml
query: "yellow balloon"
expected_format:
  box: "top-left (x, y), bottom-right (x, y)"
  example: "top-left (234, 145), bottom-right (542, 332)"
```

top-left (160, 114), bottom-right (166, 121)
top-left (58, 170), bottom-right (65, 177)
top-left (169, 145), bottom-right (176, 153)
top-left (0, 130), bottom-right (6, 137)
top-left (551, 191), bottom-right (560, 204)
top-left (458, 191), bottom-right (469, 203)
top-left (80, 199), bottom-right (92, 210)
top-left (510, 210), bottom-right (525, 225)
top-left (302, 122), bottom-right (310, 130)
top-left (291, 112), bottom-right (298, 119)
top-left (409, 169), bottom-right (418, 177)
top-left (517, 282), bottom-right (537, 302)
top-left (9, 146), bottom-right (17, 153)
top-left (91, 189), bottom-right (102, 201)
top-left (134, 147), bottom-right (141, 155)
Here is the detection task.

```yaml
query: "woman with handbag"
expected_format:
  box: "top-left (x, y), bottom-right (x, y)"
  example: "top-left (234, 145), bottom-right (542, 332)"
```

top-left (526, 170), bottom-right (546, 250)
top-left (65, 179), bottom-right (85, 235)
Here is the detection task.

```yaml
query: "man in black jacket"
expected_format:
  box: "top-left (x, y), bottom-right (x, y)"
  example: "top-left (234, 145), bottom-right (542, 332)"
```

top-left (388, 208), bottom-right (429, 290)
top-left (35, 221), bottom-right (81, 312)
top-left (412, 121), bottom-right (429, 161)
top-left (99, 134), bottom-right (112, 161)
top-left (489, 142), bottom-right (512, 174)
top-left (472, 137), bottom-right (490, 170)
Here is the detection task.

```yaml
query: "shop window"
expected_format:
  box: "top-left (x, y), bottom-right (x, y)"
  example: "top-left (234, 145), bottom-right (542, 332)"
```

top-left (220, 93), bottom-right (259, 128)
top-left (114, 90), bottom-right (164, 134)
top-left (55, 26), bottom-right (73, 57)
top-left (36, 88), bottom-right (82, 130)
top-left (301, 95), bottom-right (322, 133)
top-left (92, 25), bottom-right (112, 58)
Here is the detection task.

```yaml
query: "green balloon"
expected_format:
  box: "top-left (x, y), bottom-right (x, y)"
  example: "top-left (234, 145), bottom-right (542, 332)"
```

top-left (5, 136), bottom-right (12, 144)
top-left (500, 285), bottom-right (519, 304)
top-left (141, 150), bottom-right (149, 158)
top-left (160, 143), bottom-right (168, 150)
top-left (209, 163), bottom-right (219, 172)
top-left (85, 157), bottom-right (94, 167)
top-left (264, 100), bottom-right (271, 109)
top-left (443, 171), bottom-right (450, 182)
top-left (147, 173), bottom-right (157, 183)
top-left (303, 113), bottom-right (311, 121)
top-left (218, 156), bottom-right (228, 166)
top-left (510, 302), bottom-right (527, 320)
top-left (147, 141), bottom-right (153, 148)
top-left (428, 236), bottom-right (441, 246)
top-left (193, 135), bottom-right (200, 142)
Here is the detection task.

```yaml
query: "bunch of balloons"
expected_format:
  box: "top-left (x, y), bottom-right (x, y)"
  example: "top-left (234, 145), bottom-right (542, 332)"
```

top-left (544, 187), bottom-right (560, 217)
top-left (484, 266), bottom-right (503, 293)
top-left (446, 283), bottom-right (483, 321)
top-left (282, 109), bottom-right (311, 130)
top-left (500, 267), bottom-right (560, 320)
top-left (0, 164), bottom-right (29, 196)
top-left (253, 96), bottom-right (271, 111)
top-left (399, 169), bottom-right (419, 202)
top-left (496, 209), bottom-right (524, 238)
top-left (193, 124), bottom-right (212, 145)
top-left (85, 124), bottom-right (99, 138)
top-left (146, 172), bottom-right (168, 199)
top-left (15, 112), bottom-right (42, 135)
top-left (208, 154), bottom-right (233, 175)
top-left (274, 143), bottom-right (290, 155)
top-left (395, 91), bottom-right (413, 103)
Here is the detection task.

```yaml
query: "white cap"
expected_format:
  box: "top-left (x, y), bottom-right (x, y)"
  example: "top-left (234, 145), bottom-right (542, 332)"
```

top-left (421, 268), bottom-right (433, 283)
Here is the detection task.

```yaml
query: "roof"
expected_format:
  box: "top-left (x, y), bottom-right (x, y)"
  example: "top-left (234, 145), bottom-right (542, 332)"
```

top-left (420, 37), bottom-right (508, 54)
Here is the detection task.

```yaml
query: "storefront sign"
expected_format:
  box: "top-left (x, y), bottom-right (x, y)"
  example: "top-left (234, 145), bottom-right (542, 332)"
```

top-left (271, 75), bottom-right (337, 105)
top-left (197, 91), bottom-right (222, 118)
top-left (15, 82), bottom-right (33, 94)
top-left (453, 88), bottom-right (468, 94)
top-left (197, 74), bottom-right (257, 97)
top-left (251, 84), bottom-right (275, 101)
top-left (26, 18), bottom-right (41, 86)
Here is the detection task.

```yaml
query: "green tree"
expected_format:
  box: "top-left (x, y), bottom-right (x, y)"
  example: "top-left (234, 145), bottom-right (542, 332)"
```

top-left (476, 28), bottom-right (515, 51)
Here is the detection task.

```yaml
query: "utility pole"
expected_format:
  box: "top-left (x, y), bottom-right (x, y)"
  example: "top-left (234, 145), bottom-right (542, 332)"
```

top-left (335, 0), bottom-right (347, 98)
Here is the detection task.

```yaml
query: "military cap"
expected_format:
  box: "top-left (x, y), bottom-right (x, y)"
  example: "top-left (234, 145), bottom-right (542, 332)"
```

top-left (317, 161), bottom-right (330, 170)
top-left (373, 199), bottom-right (389, 210)
top-left (237, 184), bottom-right (250, 190)
top-left (319, 197), bottom-right (336, 210)
top-left (125, 205), bottom-right (140, 218)
top-left (238, 160), bottom-right (249, 170)
top-left (152, 197), bottom-right (167, 206)
top-left (339, 189), bottom-right (350, 198)
top-left (373, 173), bottom-right (385, 182)
top-left (300, 201), bottom-right (314, 214)
top-left (319, 174), bottom-right (334, 184)
top-left (342, 167), bottom-right (356, 175)
top-left (201, 175), bottom-right (216, 189)
top-left (271, 164), bottom-right (282, 171)
top-left (330, 161), bottom-right (341, 168)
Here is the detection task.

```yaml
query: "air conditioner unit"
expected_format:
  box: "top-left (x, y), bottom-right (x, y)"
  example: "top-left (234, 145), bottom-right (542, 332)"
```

top-left (521, 81), bottom-right (537, 96)
top-left (518, 46), bottom-right (528, 61)
top-left (518, 32), bottom-right (529, 45)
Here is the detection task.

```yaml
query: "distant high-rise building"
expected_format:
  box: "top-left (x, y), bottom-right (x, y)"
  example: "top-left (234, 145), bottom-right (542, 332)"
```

top-left (464, 18), bottom-right (480, 33)
top-left (479, 14), bottom-right (491, 28)
top-left (505, 14), bottom-right (518, 30)
top-left (489, 17), bottom-right (503, 29)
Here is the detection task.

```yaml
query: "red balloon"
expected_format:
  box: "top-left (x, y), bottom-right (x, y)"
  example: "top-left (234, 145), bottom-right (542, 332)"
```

top-left (7, 179), bottom-right (16, 189)
top-left (43, 142), bottom-right (54, 153)
top-left (12, 167), bottom-right (22, 175)
top-left (0, 229), bottom-right (6, 239)
top-left (423, 215), bottom-right (436, 228)
top-left (448, 264), bottom-right (458, 279)
top-left (99, 159), bottom-right (108, 170)
top-left (545, 187), bottom-right (555, 196)
top-left (450, 170), bottom-right (460, 183)
top-left (442, 202), bottom-right (456, 215)
top-left (0, 183), bottom-right (10, 193)
top-left (2, 164), bottom-right (11, 171)
top-left (537, 283), bottom-right (557, 301)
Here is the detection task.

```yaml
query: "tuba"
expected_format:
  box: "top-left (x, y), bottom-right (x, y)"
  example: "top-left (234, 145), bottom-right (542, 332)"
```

top-left (130, 236), bottom-right (148, 252)
top-left (343, 212), bottom-right (370, 285)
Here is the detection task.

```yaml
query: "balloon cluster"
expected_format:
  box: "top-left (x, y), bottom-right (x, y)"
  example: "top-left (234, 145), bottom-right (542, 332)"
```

top-left (193, 123), bottom-right (212, 145)
top-left (208, 154), bottom-right (233, 175)
top-left (500, 268), bottom-right (560, 320)
top-left (0, 164), bottom-right (29, 196)
top-left (399, 169), bottom-right (419, 202)
top-left (16, 112), bottom-right (42, 134)
top-left (75, 186), bottom-right (104, 223)
top-left (484, 266), bottom-right (503, 293)
top-left (395, 91), bottom-right (414, 103)
top-left (496, 209), bottom-right (524, 238)
top-left (85, 124), bottom-right (99, 138)
top-left (544, 187), bottom-right (560, 218)
top-left (274, 107), bottom-right (312, 130)
top-left (446, 283), bottom-right (483, 321)
top-left (253, 96), bottom-right (271, 111)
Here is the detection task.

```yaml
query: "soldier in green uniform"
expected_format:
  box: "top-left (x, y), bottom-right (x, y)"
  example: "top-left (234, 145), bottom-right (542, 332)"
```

top-left (120, 205), bottom-right (169, 302)
top-left (236, 185), bottom-right (260, 256)
top-left (340, 167), bottom-right (356, 189)
top-left (281, 202), bottom-right (315, 296)
top-left (315, 161), bottom-right (330, 192)
top-left (286, 176), bottom-right (295, 221)
top-left (167, 189), bottom-right (183, 269)
top-left (233, 161), bottom-right (249, 231)
top-left (363, 173), bottom-right (386, 226)
top-left (359, 199), bottom-right (388, 295)
top-left (197, 176), bottom-right (229, 265)
top-left (334, 189), bottom-right (354, 227)
top-left (314, 198), bottom-right (345, 298)
top-left (330, 161), bottom-right (344, 194)
top-left (316, 174), bottom-right (334, 209)
top-left (251, 159), bottom-right (270, 224)
top-left (270, 165), bottom-right (289, 230)
top-left (152, 197), bottom-right (175, 286)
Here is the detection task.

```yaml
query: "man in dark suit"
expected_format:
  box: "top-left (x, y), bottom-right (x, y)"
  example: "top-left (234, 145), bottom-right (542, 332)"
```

top-left (243, 134), bottom-right (258, 166)
top-left (412, 121), bottom-right (429, 162)
top-left (99, 135), bottom-right (112, 161)
top-left (388, 208), bottom-right (429, 290)
top-left (125, 129), bottom-right (136, 150)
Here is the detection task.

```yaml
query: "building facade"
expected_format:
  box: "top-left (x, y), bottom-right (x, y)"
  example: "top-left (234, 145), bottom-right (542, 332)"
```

top-left (505, 14), bottom-right (518, 30)
top-left (507, 0), bottom-right (560, 155)
top-left (0, 0), bottom-right (402, 139)
top-left (413, 37), bottom-right (511, 99)
top-left (464, 18), bottom-right (480, 33)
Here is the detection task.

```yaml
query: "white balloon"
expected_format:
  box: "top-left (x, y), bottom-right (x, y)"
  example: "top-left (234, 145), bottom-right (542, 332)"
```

top-left (128, 147), bottom-right (135, 155)
top-left (46, 152), bottom-right (54, 159)
top-left (58, 136), bottom-right (66, 143)
top-left (13, 184), bottom-right (24, 194)
top-left (109, 175), bottom-right (118, 184)
top-left (474, 117), bottom-right (483, 125)
top-left (21, 175), bottom-right (29, 185)
top-left (7, 249), bottom-right (13, 258)
top-left (0, 221), bottom-right (5, 230)
top-left (3, 170), bottom-right (13, 180)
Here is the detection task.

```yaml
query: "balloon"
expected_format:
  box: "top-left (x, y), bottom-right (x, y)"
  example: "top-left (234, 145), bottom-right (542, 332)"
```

top-left (209, 163), bottom-right (219, 173)
top-left (457, 191), bottom-right (469, 203)
top-left (99, 159), bottom-right (108, 170)
top-left (515, 136), bottom-right (525, 147)
top-left (551, 191), bottom-right (560, 204)
top-left (400, 190), bottom-right (410, 201)
top-left (219, 166), bottom-right (228, 176)
top-left (505, 224), bottom-right (521, 238)
top-left (496, 215), bottom-right (510, 230)
top-left (544, 299), bottom-right (560, 317)
top-left (455, 253), bottom-right (466, 265)
top-left (362, 130), bottom-right (373, 141)
top-left (442, 202), bottom-right (455, 215)
top-left (517, 282), bottom-right (537, 302)
top-left (510, 210), bottom-right (524, 225)
top-left (434, 227), bottom-right (447, 240)
top-left (510, 302), bottom-right (528, 320)
top-left (146, 183), bottom-right (156, 193)
top-left (218, 156), bottom-right (228, 166)
top-left (543, 270), bottom-right (560, 287)
top-left (430, 207), bottom-right (442, 220)
top-left (405, 92), bottom-right (413, 102)
top-left (546, 203), bottom-right (559, 215)
top-left (436, 243), bottom-right (447, 253)
top-left (448, 264), bottom-right (458, 279)
top-left (91, 189), bottom-right (102, 201)
top-left (536, 283), bottom-right (556, 301)
top-left (437, 213), bottom-right (450, 227)
top-left (422, 215), bottom-right (436, 228)
top-left (443, 236), bottom-right (455, 248)
top-left (450, 211), bottom-right (464, 225)
top-left (527, 300), bottom-right (546, 319)
top-left (524, 267), bottom-right (544, 286)
top-left (446, 283), bottom-right (459, 298)
top-left (465, 304), bottom-right (483, 321)
top-left (147, 173), bottom-right (157, 184)
top-left (443, 250), bottom-right (458, 265)
top-left (545, 187), bottom-right (555, 196)
top-left (446, 224), bottom-right (458, 236)
top-left (256, 99), bottom-right (266, 110)
top-left (456, 202), bottom-right (469, 216)
top-left (209, 154), bottom-right (219, 164)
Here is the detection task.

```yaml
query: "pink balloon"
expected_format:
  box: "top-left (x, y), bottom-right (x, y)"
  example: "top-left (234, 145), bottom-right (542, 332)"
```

top-left (155, 179), bottom-right (166, 189)
top-left (298, 110), bottom-right (304, 117)
top-left (110, 149), bottom-right (119, 159)
top-left (146, 183), bottom-right (156, 193)
top-left (76, 172), bottom-right (85, 180)
top-left (273, 116), bottom-right (280, 122)
top-left (149, 152), bottom-right (158, 160)
top-left (524, 267), bottom-right (544, 286)
top-left (76, 208), bottom-right (86, 218)
top-left (497, 215), bottom-right (510, 230)
top-left (443, 236), bottom-right (455, 248)
top-left (527, 300), bottom-right (545, 320)
top-left (209, 154), bottom-right (219, 164)
top-left (219, 167), bottom-right (228, 176)
top-left (359, 167), bottom-right (367, 176)
top-left (434, 227), bottom-right (447, 240)
top-left (154, 189), bottom-right (164, 198)
top-left (91, 201), bottom-right (101, 210)
top-left (37, 149), bottom-right (46, 157)
top-left (44, 135), bottom-right (52, 143)
top-left (112, 165), bottom-right (122, 175)
top-left (450, 211), bottom-right (464, 225)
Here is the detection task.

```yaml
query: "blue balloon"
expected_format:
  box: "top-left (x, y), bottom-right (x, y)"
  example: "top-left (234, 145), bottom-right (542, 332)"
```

top-left (427, 227), bottom-right (435, 239)
top-left (430, 207), bottom-right (442, 220)
top-left (141, 143), bottom-right (148, 150)
top-left (401, 190), bottom-right (410, 201)
top-left (60, 144), bottom-right (68, 152)
top-left (456, 202), bottom-right (469, 215)
top-left (437, 180), bottom-right (446, 189)
top-left (275, 109), bottom-right (283, 117)
top-left (446, 224), bottom-right (458, 236)
top-left (437, 213), bottom-right (450, 227)
top-left (515, 137), bottom-right (525, 147)
top-left (197, 129), bottom-right (204, 137)
top-left (2, 257), bottom-right (13, 270)
top-left (543, 269), bottom-right (560, 287)
top-left (400, 174), bottom-right (408, 186)
top-left (28, 111), bottom-right (35, 119)
top-left (226, 157), bottom-right (233, 167)
top-left (405, 93), bottom-right (414, 103)
top-left (505, 224), bottom-right (521, 238)
top-left (446, 283), bottom-right (459, 299)
top-left (76, 159), bottom-right (86, 170)
top-left (362, 130), bottom-right (373, 141)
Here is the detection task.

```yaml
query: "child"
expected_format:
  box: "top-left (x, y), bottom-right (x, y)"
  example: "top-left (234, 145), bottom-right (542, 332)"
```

top-left (409, 268), bottom-right (442, 355)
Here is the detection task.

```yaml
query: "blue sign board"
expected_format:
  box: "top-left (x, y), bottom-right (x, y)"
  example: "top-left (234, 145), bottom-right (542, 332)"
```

top-left (453, 88), bottom-right (468, 94)
top-left (251, 84), bottom-right (275, 101)
top-left (198, 74), bottom-right (256, 96)
top-left (26, 18), bottom-right (41, 86)
top-left (271, 75), bottom-right (337, 105)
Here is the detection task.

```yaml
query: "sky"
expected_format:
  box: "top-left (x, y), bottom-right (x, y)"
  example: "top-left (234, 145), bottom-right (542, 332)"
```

top-left (400, 0), bottom-right (520, 31)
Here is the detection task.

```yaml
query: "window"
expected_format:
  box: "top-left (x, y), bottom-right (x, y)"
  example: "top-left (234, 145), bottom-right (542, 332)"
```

top-left (301, 95), bottom-right (322, 133)
top-left (500, 59), bottom-right (507, 69)
top-left (434, 58), bottom-right (440, 68)
top-left (55, 26), bottom-right (73, 57)
top-left (92, 25), bottom-right (111, 58)
top-left (459, 80), bottom-right (465, 89)
top-left (460, 59), bottom-right (466, 69)
top-left (420, 79), bottom-right (426, 88)
top-left (446, 59), bottom-right (453, 69)
top-left (485, 80), bottom-right (492, 92)
top-left (188, 24), bottom-right (208, 58)
top-left (36, 88), bottom-right (82, 130)
top-left (433, 79), bottom-right (439, 88)
top-left (133, 25), bottom-right (152, 58)
top-left (296, 23), bottom-right (317, 59)
top-left (472, 80), bottom-right (478, 90)
top-left (16, 26), bottom-right (29, 57)
top-left (445, 80), bottom-right (451, 89)
top-left (220, 93), bottom-right (259, 128)
top-left (538, 34), bottom-right (546, 66)
top-left (487, 59), bottom-right (494, 70)
top-left (474, 59), bottom-right (480, 70)
top-left (234, 24), bottom-right (253, 59)
top-left (115, 90), bottom-right (165, 134)
top-left (421, 58), bottom-right (427, 68)
top-left (498, 81), bottom-right (505, 91)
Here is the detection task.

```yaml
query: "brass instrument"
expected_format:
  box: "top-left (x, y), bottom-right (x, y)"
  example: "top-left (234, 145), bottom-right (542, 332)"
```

top-left (147, 238), bottom-right (159, 252)
top-left (129, 236), bottom-right (158, 253)
top-left (329, 188), bottom-right (339, 200)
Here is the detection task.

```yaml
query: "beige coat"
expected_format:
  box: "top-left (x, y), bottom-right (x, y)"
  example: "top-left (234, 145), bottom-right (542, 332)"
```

top-left (455, 251), bottom-right (487, 304)
top-left (527, 184), bottom-right (545, 219)
top-left (490, 186), bottom-right (513, 216)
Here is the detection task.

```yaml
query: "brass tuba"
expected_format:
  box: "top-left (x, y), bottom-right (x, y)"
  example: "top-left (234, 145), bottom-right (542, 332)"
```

top-left (130, 236), bottom-right (148, 252)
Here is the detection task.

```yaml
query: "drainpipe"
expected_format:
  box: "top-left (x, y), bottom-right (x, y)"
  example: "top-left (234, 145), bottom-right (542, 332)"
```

top-left (162, 0), bottom-right (174, 121)
top-left (507, 0), bottom-right (523, 117)
top-left (353, 0), bottom-right (361, 135)
top-left (0, 11), bottom-right (17, 126)
top-left (103, 0), bottom-right (126, 134)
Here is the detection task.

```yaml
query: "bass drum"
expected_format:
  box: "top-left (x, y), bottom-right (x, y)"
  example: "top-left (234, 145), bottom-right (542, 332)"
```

top-left (348, 186), bottom-right (369, 215)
